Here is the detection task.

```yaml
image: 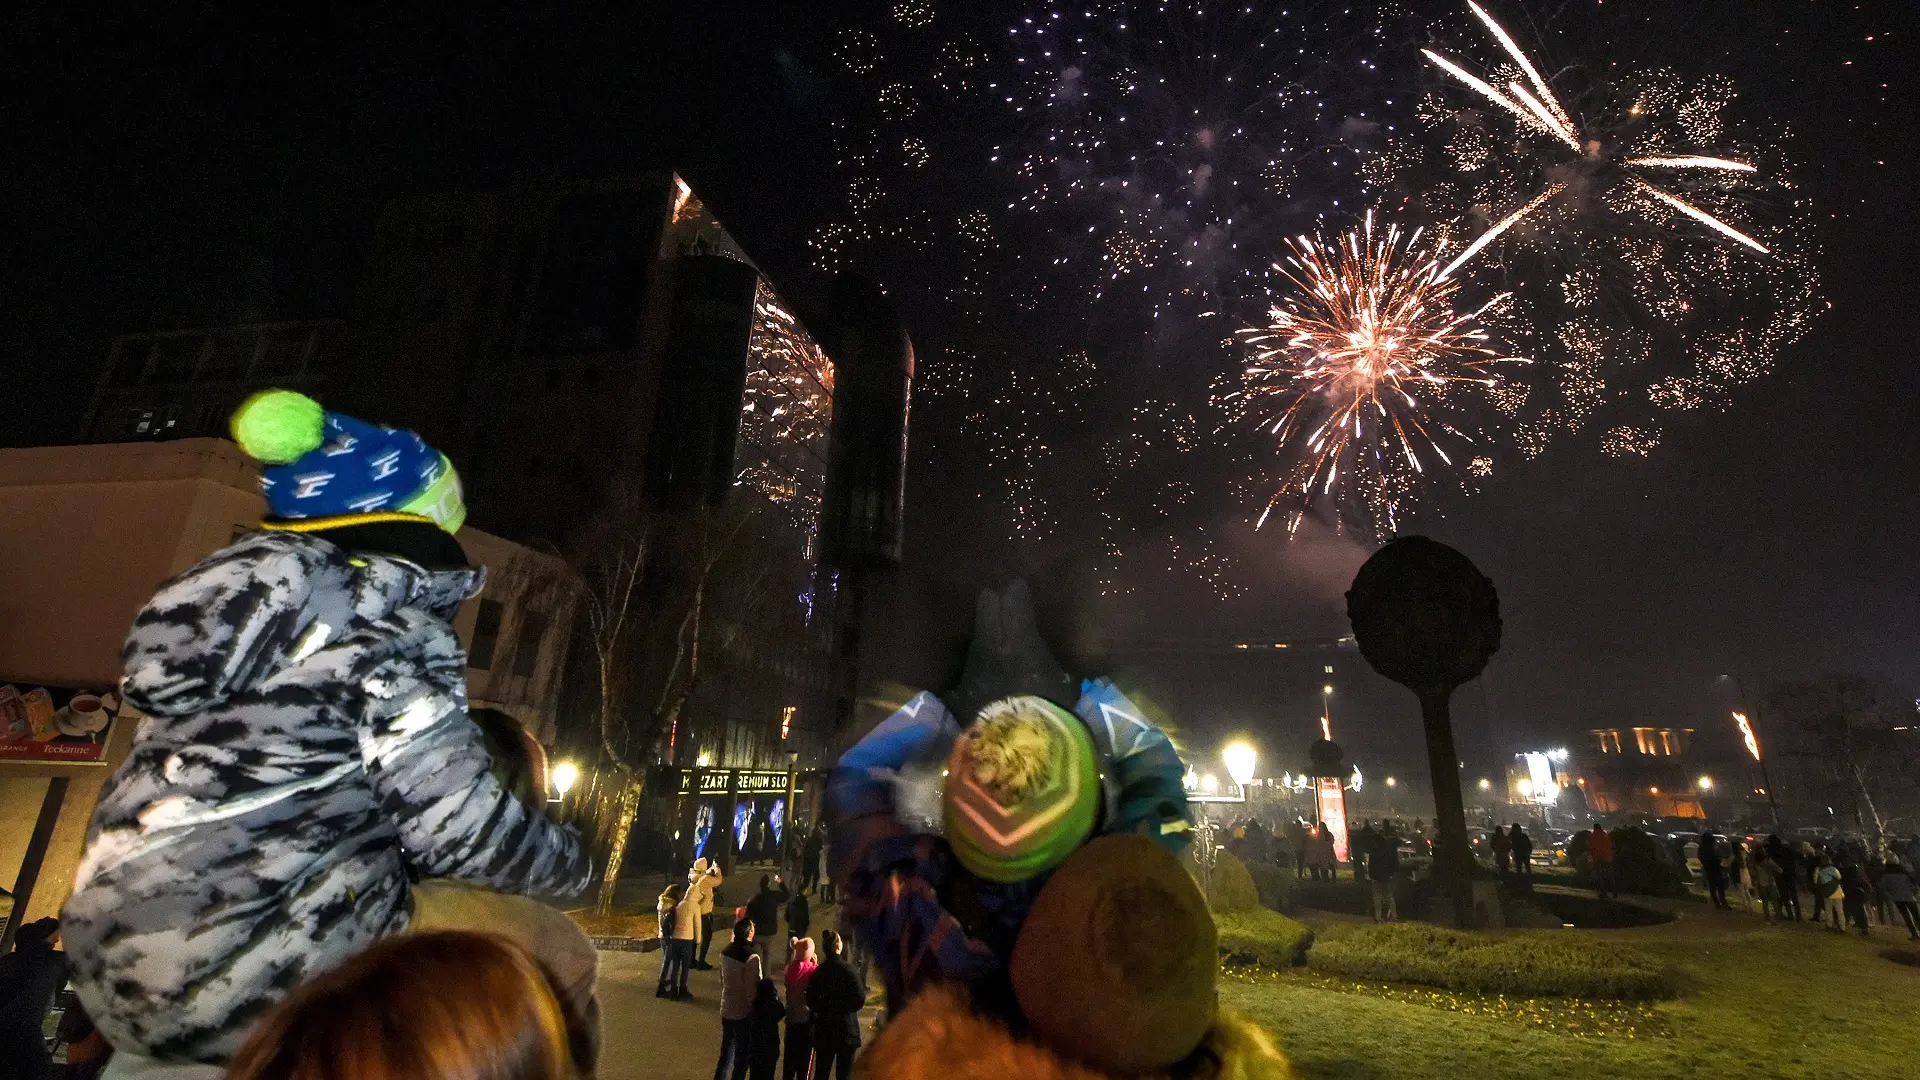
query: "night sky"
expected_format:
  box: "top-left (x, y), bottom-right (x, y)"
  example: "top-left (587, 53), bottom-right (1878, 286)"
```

top-left (3, 2), bottom-right (1913, 783)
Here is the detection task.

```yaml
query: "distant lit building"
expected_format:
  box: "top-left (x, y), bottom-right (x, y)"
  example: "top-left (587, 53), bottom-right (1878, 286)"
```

top-left (1572, 726), bottom-right (1705, 819)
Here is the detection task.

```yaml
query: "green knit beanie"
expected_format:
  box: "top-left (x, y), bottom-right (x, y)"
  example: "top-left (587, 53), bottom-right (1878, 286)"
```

top-left (944, 695), bottom-right (1100, 883)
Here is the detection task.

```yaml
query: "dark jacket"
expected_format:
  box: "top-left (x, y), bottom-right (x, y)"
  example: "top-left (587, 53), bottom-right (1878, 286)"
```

top-left (0, 935), bottom-right (68, 1080)
top-left (806, 953), bottom-right (866, 1047)
top-left (746, 884), bottom-right (790, 938)
top-left (786, 892), bottom-right (811, 938)
top-left (750, 980), bottom-right (786, 1065)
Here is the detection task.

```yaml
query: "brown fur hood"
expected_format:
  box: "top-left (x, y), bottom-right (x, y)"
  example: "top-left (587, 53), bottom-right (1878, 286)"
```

top-left (857, 984), bottom-right (1292, 1080)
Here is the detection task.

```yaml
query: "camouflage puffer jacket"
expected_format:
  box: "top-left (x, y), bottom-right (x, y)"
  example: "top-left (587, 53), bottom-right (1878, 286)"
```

top-left (61, 530), bottom-right (592, 1065)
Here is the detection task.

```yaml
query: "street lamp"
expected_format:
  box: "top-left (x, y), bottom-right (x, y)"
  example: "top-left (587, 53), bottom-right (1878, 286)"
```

top-left (1223, 741), bottom-right (1258, 791)
top-left (1477, 777), bottom-right (1492, 791)
top-left (550, 761), bottom-right (579, 804)
top-left (1697, 775), bottom-right (1714, 792)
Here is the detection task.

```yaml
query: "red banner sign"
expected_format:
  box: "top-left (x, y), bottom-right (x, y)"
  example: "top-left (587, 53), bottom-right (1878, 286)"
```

top-left (1315, 776), bottom-right (1349, 863)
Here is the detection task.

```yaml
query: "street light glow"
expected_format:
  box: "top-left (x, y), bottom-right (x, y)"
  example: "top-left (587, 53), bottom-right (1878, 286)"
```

top-left (1385, 776), bottom-right (1397, 788)
top-left (550, 761), bottom-right (579, 798)
top-left (1697, 775), bottom-right (1714, 791)
top-left (1223, 741), bottom-right (1259, 788)
top-left (1477, 777), bottom-right (1492, 791)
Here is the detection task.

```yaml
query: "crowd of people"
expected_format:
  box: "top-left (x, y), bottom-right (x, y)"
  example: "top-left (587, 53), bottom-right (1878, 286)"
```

top-left (650, 859), bottom-right (866, 1080)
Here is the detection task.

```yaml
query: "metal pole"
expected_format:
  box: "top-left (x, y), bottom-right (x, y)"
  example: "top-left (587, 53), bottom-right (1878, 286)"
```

top-left (0, 778), bottom-right (68, 954)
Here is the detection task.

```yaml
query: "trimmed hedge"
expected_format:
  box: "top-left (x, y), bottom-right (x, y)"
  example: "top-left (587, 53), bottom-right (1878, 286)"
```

top-left (1244, 860), bottom-right (1295, 912)
top-left (1306, 922), bottom-right (1673, 1000)
top-left (1217, 908), bottom-right (1315, 968)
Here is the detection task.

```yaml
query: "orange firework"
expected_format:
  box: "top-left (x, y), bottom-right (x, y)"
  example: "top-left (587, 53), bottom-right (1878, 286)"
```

top-left (1237, 211), bottom-right (1525, 535)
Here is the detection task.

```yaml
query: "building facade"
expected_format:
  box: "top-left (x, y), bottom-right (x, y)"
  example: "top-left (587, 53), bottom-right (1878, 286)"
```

top-left (1572, 725), bottom-right (1707, 819)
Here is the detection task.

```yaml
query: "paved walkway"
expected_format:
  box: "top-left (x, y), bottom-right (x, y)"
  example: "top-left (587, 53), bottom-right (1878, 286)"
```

top-left (594, 866), bottom-right (871, 1080)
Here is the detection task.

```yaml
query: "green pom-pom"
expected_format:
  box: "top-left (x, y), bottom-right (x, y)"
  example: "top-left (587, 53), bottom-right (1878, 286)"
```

top-left (230, 389), bottom-right (325, 464)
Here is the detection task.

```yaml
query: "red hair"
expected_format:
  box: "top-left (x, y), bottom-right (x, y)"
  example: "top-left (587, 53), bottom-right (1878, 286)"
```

top-left (226, 931), bottom-right (573, 1080)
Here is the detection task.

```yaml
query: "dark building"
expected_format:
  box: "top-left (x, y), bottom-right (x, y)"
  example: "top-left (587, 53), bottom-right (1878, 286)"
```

top-left (68, 175), bottom-right (915, 868)
top-left (79, 321), bottom-right (342, 443)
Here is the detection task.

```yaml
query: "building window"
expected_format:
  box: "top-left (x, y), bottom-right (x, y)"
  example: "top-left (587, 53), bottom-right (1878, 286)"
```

top-left (1592, 729), bottom-right (1622, 754)
top-left (511, 611), bottom-right (548, 679)
top-left (1633, 727), bottom-right (1657, 755)
top-left (256, 328), bottom-right (309, 378)
top-left (107, 343), bottom-right (151, 386)
top-left (149, 337), bottom-right (202, 383)
top-left (202, 334), bottom-right (255, 380)
top-left (469, 599), bottom-right (504, 670)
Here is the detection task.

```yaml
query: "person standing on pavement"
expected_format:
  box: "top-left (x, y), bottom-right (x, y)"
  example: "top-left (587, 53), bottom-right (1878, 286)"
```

top-left (1879, 858), bottom-right (1920, 940)
top-left (1766, 836), bottom-right (1801, 920)
top-left (1509, 824), bottom-right (1534, 884)
top-left (1369, 830), bottom-right (1401, 921)
top-left (1699, 832), bottom-right (1729, 909)
top-left (1839, 855), bottom-right (1873, 936)
top-left (782, 938), bottom-right (818, 1080)
top-left (801, 828), bottom-right (824, 895)
top-left (749, 979), bottom-right (786, 1080)
top-left (786, 890), bottom-right (812, 956)
top-left (1491, 825), bottom-right (1513, 878)
top-left (690, 858), bottom-right (725, 971)
top-left (658, 883), bottom-right (687, 999)
top-left (1811, 853), bottom-right (1843, 930)
top-left (747, 875), bottom-right (792, 966)
top-left (1587, 825), bottom-right (1616, 898)
top-left (716, 920), bottom-right (763, 1080)
top-left (1745, 841), bottom-right (1777, 921)
top-left (1286, 819), bottom-right (1311, 879)
top-left (806, 929), bottom-right (865, 1080)
top-left (668, 882), bottom-right (702, 999)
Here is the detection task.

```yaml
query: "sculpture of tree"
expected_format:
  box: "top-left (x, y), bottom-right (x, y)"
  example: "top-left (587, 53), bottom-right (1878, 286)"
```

top-left (1346, 537), bottom-right (1501, 926)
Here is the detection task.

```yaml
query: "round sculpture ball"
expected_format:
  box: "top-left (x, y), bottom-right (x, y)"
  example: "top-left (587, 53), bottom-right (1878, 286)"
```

top-left (1346, 536), bottom-right (1501, 692)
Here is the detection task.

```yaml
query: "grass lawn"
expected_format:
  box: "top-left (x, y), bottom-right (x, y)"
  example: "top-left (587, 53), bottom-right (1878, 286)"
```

top-left (1223, 899), bottom-right (1920, 1080)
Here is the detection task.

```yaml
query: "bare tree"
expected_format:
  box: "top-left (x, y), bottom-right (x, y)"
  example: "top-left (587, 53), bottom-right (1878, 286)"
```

top-left (1768, 676), bottom-right (1918, 844)
top-left (553, 484), bottom-right (793, 914)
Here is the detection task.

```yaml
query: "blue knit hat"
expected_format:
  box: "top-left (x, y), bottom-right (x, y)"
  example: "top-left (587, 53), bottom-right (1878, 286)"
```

top-left (229, 390), bottom-right (467, 533)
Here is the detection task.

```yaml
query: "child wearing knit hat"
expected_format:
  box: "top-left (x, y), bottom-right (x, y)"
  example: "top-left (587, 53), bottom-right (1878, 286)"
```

top-left (826, 582), bottom-right (1291, 1080)
top-left (60, 392), bottom-right (595, 1075)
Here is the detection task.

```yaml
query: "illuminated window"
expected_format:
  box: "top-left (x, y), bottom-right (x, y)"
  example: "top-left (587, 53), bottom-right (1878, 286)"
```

top-left (1633, 728), bottom-right (1657, 755)
top-left (1591, 729), bottom-right (1623, 754)
top-left (735, 280), bottom-right (835, 535)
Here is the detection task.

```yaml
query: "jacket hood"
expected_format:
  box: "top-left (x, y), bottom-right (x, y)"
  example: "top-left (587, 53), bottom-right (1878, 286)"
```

top-left (120, 531), bottom-right (483, 719)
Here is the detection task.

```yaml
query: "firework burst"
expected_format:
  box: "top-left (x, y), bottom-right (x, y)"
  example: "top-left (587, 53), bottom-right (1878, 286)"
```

top-left (1381, 0), bottom-right (1822, 456)
top-left (1236, 212), bottom-right (1525, 536)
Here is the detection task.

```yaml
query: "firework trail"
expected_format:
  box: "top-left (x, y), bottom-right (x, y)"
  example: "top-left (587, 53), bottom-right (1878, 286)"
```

top-left (1380, 0), bottom-right (1822, 463)
top-left (1236, 211), bottom-right (1525, 536)
top-left (1422, 1), bottom-right (1770, 256)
